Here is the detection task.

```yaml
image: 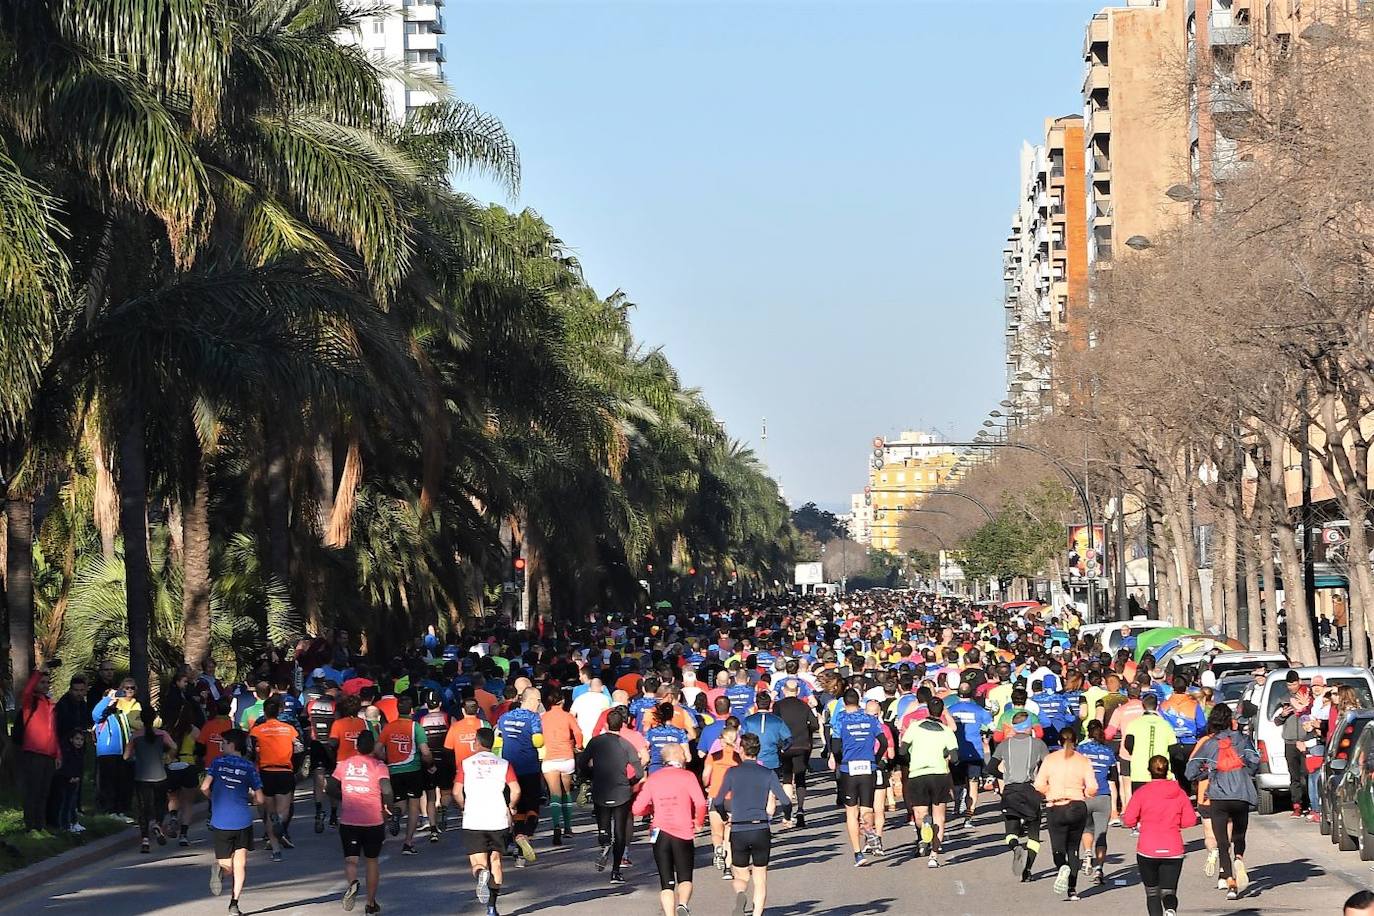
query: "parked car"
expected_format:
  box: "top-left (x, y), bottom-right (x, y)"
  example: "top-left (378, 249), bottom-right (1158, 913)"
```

top-left (1212, 671), bottom-right (1255, 708)
top-left (1322, 709), bottom-right (1374, 839)
top-left (1240, 666), bottom-right (1374, 815)
top-left (1168, 651), bottom-right (1287, 685)
top-left (1331, 723), bottom-right (1374, 858)
top-left (1078, 619), bottom-right (1178, 654)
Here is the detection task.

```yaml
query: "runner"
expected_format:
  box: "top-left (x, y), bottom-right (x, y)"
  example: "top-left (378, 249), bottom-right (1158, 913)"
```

top-left (990, 711), bottom-right (1046, 882)
top-left (329, 729), bottom-right (392, 915)
top-left (1123, 754), bottom-right (1197, 916)
top-left (379, 695), bottom-right (432, 855)
top-left (202, 729), bottom-right (262, 916)
top-left (946, 681), bottom-right (994, 828)
top-left (1121, 693), bottom-right (1179, 825)
top-left (828, 688), bottom-right (888, 866)
top-left (901, 694), bottom-right (958, 867)
top-left (456, 727), bottom-right (519, 916)
top-left (633, 742), bottom-right (708, 916)
top-left (125, 715), bottom-right (175, 854)
top-left (772, 679), bottom-right (818, 827)
top-left (580, 707), bottom-right (645, 884)
top-left (713, 732), bottom-right (792, 916)
top-left (1185, 702), bottom-right (1260, 901)
top-left (704, 725), bottom-right (742, 878)
top-left (417, 689), bottom-right (454, 841)
top-left (495, 686), bottom-right (544, 865)
top-left (540, 685), bottom-right (584, 845)
top-left (248, 697), bottom-right (300, 858)
top-left (1034, 726), bottom-right (1097, 901)
top-left (1076, 719), bottom-right (1118, 886)
top-left (306, 682), bottom-right (341, 833)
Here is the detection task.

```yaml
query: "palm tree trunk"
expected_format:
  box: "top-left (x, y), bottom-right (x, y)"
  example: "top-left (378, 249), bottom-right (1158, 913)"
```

top-left (119, 403), bottom-right (153, 704)
top-left (181, 446), bottom-right (212, 669)
top-left (5, 496), bottom-right (34, 695)
top-left (265, 423), bottom-right (291, 590)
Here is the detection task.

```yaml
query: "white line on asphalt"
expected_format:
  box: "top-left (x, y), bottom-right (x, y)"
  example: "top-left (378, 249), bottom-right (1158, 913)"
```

top-left (954, 880), bottom-right (965, 895)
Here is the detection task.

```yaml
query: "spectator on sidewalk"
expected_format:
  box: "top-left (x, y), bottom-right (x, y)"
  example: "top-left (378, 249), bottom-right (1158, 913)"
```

top-left (51, 674), bottom-right (91, 828)
top-left (17, 664), bottom-right (60, 831)
top-left (93, 680), bottom-right (137, 821)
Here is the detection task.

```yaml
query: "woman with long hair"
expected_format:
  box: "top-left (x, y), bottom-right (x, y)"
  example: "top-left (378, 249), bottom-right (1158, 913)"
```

top-left (1123, 754), bottom-right (1197, 916)
top-left (1186, 702), bottom-right (1260, 901)
top-left (165, 702), bottom-right (201, 846)
top-left (124, 713), bottom-right (175, 853)
top-left (1033, 726), bottom-right (1098, 902)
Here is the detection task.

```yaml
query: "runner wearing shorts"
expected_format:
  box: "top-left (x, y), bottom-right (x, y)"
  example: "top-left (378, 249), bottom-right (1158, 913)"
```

top-left (306, 685), bottom-right (339, 832)
top-left (417, 691), bottom-right (453, 839)
top-left (540, 686), bottom-right (584, 845)
top-left (379, 695), bottom-right (431, 855)
top-left (1077, 721), bottom-right (1118, 885)
top-left (828, 689), bottom-right (888, 865)
top-left (713, 733), bottom-right (792, 916)
top-left (632, 743), bottom-right (707, 916)
top-left (457, 727), bottom-right (520, 916)
top-left (201, 729), bottom-right (263, 916)
top-left (901, 696), bottom-right (958, 867)
top-left (248, 697), bottom-right (300, 857)
top-left (495, 688), bottom-right (544, 864)
top-left (328, 729), bottom-right (392, 915)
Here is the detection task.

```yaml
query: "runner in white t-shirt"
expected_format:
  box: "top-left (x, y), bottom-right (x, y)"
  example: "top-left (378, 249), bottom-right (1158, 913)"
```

top-left (456, 728), bottom-right (521, 916)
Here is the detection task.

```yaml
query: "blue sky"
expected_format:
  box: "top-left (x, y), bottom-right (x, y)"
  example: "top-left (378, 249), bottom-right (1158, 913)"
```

top-left (449, 0), bottom-right (1106, 512)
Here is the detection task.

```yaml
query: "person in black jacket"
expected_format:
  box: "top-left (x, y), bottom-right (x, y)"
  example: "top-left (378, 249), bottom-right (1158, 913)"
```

top-left (773, 680), bottom-right (818, 826)
top-left (578, 708), bottom-right (644, 885)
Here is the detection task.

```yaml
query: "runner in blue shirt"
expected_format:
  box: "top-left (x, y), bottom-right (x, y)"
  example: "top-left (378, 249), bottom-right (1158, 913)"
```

top-left (201, 730), bottom-right (264, 916)
top-left (725, 673), bottom-right (757, 719)
top-left (496, 688), bottom-right (545, 863)
top-left (1076, 720), bottom-right (1118, 886)
top-left (829, 689), bottom-right (889, 866)
top-left (645, 703), bottom-right (690, 773)
top-left (946, 684), bottom-right (994, 827)
top-left (741, 695), bottom-right (793, 771)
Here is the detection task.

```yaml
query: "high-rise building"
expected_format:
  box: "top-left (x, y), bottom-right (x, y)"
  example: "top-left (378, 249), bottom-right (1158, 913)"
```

top-left (866, 432), bottom-right (960, 552)
top-left (1083, 1), bottom-right (1191, 266)
top-left (1003, 115), bottom-right (1088, 424)
top-left (848, 493), bottom-right (873, 545)
top-left (338, 1), bottom-right (447, 121)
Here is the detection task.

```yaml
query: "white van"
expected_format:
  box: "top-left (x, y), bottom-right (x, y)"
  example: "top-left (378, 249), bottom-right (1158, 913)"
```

top-left (1240, 666), bottom-right (1374, 815)
top-left (1077, 618), bottom-right (1177, 654)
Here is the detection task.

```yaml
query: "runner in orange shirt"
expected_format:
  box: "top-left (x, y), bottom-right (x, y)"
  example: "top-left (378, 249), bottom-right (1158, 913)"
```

top-left (703, 725), bottom-right (742, 878)
top-left (540, 686), bottom-right (585, 845)
top-left (444, 699), bottom-right (485, 766)
top-left (330, 695), bottom-right (370, 762)
top-left (248, 697), bottom-right (301, 857)
top-left (199, 699), bottom-right (235, 769)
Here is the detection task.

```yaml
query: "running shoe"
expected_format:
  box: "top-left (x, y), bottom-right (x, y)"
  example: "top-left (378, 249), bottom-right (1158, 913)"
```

top-left (676, 905), bottom-right (690, 916)
top-left (486, 908), bottom-right (500, 916)
top-left (595, 844), bottom-right (611, 872)
top-left (364, 904), bottom-right (380, 915)
top-left (70, 823), bottom-right (86, 834)
top-left (854, 851), bottom-right (869, 867)
top-left (722, 866), bottom-right (733, 880)
top-left (1012, 842), bottom-right (1027, 877)
top-left (429, 828), bottom-right (440, 844)
top-left (315, 812), bottom-right (326, 834)
top-left (1164, 910), bottom-right (1177, 916)
top-left (270, 850), bottom-right (283, 863)
top-left (476, 867), bottom-right (491, 904)
top-left (1217, 879), bottom-right (1228, 890)
top-left (153, 824), bottom-right (166, 846)
top-left (1067, 892), bottom-right (1081, 902)
top-left (732, 891), bottom-right (749, 916)
top-left (870, 838), bottom-right (886, 858)
top-left (1203, 848), bottom-right (1218, 877)
top-left (1053, 864), bottom-right (1071, 895)
top-left (227, 903), bottom-right (242, 916)
top-left (620, 854), bottom-right (632, 868)
top-left (179, 833), bottom-right (190, 848)
top-left (927, 855), bottom-right (940, 868)
top-left (1234, 858), bottom-right (1249, 894)
top-left (343, 879), bottom-right (360, 911)
top-left (795, 812), bottom-right (805, 828)
top-left (609, 872), bottom-right (626, 885)
top-left (402, 843), bottom-right (417, 856)
top-left (210, 862), bottom-right (224, 897)
top-left (919, 820), bottom-right (935, 847)
top-left (713, 845), bottom-right (727, 872)
top-left (1226, 887), bottom-right (1239, 901)
top-left (279, 832), bottom-right (294, 849)
top-left (140, 840), bottom-right (150, 854)
top-left (167, 813), bottom-right (180, 836)
top-left (515, 836), bottom-right (537, 864)
top-left (515, 857), bottom-right (527, 868)
top-left (552, 827), bottom-right (563, 846)
top-left (389, 810), bottom-right (400, 837)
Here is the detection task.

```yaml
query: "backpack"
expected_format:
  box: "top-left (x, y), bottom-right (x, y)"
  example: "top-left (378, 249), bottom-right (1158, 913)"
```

top-left (1214, 735), bottom-right (1245, 772)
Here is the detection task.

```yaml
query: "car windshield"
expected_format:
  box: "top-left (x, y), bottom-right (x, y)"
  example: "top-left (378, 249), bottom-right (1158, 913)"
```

top-left (1212, 659), bottom-right (1286, 680)
top-left (1268, 678), bottom-right (1373, 717)
top-left (1215, 679), bottom-right (1250, 703)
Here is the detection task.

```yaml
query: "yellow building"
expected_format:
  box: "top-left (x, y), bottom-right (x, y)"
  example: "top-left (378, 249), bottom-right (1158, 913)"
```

top-left (866, 431), bottom-right (961, 551)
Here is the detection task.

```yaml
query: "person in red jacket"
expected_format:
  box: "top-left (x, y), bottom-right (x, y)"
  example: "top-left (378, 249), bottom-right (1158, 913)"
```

top-left (632, 743), bottom-right (707, 916)
top-left (1122, 754), bottom-right (1198, 916)
top-left (18, 663), bottom-right (61, 830)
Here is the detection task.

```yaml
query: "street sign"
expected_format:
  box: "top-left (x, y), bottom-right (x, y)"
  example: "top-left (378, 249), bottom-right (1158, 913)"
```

top-left (794, 562), bottom-right (824, 586)
top-left (1323, 527), bottom-right (1345, 545)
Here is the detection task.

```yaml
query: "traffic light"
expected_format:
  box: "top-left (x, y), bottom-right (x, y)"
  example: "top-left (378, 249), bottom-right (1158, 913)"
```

top-left (513, 552), bottom-right (526, 589)
top-left (688, 566), bottom-right (697, 577)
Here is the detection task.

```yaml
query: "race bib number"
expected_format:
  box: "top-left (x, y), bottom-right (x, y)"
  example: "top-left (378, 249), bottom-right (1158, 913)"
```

top-left (847, 760), bottom-right (872, 776)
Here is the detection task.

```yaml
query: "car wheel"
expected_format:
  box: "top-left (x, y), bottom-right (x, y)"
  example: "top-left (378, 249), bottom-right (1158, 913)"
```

top-left (1258, 789), bottom-right (1275, 816)
top-left (1339, 808), bottom-right (1359, 851)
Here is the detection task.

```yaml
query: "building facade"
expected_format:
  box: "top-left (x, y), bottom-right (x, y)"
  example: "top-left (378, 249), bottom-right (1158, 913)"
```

top-left (867, 431), bottom-right (960, 552)
top-left (848, 493), bottom-right (873, 545)
top-left (338, 0), bottom-right (446, 120)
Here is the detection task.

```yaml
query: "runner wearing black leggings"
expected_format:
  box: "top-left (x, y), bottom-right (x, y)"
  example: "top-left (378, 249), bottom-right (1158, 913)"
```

top-left (1122, 755), bottom-right (1198, 916)
top-left (1185, 703), bottom-right (1260, 901)
top-left (1034, 727), bottom-right (1097, 902)
top-left (579, 708), bottom-right (645, 886)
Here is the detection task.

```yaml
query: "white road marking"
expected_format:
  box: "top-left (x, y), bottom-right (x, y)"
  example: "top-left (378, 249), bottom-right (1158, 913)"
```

top-left (954, 879), bottom-right (966, 895)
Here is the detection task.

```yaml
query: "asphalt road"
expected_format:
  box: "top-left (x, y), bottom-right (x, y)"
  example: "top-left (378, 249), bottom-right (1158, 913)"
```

top-left (2, 773), bottom-right (1367, 915)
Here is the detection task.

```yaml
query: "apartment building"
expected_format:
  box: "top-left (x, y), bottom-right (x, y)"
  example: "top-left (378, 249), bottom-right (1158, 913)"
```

top-left (1083, 0), bottom-right (1191, 263)
top-left (1003, 116), bottom-right (1088, 425)
top-left (339, 0), bottom-right (447, 120)
top-left (847, 493), bottom-right (873, 545)
top-left (867, 431), bottom-right (960, 552)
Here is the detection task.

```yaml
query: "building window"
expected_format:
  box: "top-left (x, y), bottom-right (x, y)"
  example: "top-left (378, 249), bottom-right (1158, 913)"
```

top-left (371, 17), bottom-right (384, 33)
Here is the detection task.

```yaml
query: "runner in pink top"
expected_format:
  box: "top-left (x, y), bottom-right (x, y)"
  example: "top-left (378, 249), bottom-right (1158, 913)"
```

top-left (632, 744), bottom-right (707, 916)
top-left (328, 730), bottom-right (393, 915)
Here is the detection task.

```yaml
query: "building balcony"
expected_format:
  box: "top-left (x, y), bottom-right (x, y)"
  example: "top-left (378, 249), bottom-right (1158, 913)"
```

top-left (1089, 109), bottom-right (1111, 137)
top-left (405, 3), bottom-right (442, 22)
top-left (1082, 64), bottom-right (1110, 95)
top-left (407, 31), bottom-right (439, 51)
top-left (1211, 23), bottom-right (1251, 45)
top-left (1083, 13), bottom-right (1109, 58)
top-left (1211, 85), bottom-right (1252, 115)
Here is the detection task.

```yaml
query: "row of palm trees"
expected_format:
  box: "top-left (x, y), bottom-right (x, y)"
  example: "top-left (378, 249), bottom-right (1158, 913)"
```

top-left (0, 1), bottom-right (797, 700)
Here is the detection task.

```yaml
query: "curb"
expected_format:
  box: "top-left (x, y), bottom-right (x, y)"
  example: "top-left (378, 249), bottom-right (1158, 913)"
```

top-left (0, 823), bottom-right (138, 899)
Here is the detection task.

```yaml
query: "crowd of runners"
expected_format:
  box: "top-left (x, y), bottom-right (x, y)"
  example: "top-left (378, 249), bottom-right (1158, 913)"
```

top-left (36, 590), bottom-right (1332, 915)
